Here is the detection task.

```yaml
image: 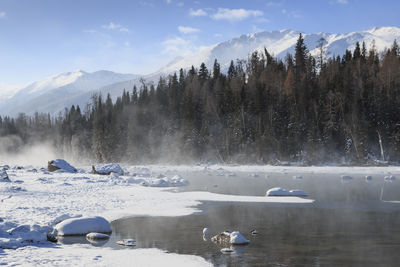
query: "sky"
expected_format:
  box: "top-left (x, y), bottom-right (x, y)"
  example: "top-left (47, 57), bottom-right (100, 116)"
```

top-left (0, 0), bottom-right (399, 93)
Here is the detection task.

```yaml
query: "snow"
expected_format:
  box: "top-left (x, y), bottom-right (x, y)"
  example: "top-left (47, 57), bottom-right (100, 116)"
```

top-left (49, 159), bottom-right (77, 173)
top-left (140, 174), bottom-right (189, 187)
top-left (86, 233), bottom-right (110, 240)
top-left (341, 175), bottom-right (353, 180)
top-left (266, 187), bottom-right (308, 197)
top-left (92, 163), bottom-right (124, 175)
top-left (266, 187), bottom-right (291, 196)
top-left (0, 170), bottom-right (10, 181)
top-left (202, 228), bottom-right (210, 235)
top-left (0, 164), bottom-right (315, 266)
top-left (116, 239), bottom-right (136, 246)
top-left (384, 175), bottom-right (396, 181)
top-left (289, 189), bottom-right (308, 197)
top-left (230, 231), bottom-right (250, 245)
top-left (0, 70), bottom-right (139, 116)
top-left (3, 246), bottom-right (212, 267)
top-left (54, 216), bottom-right (111, 236)
top-left (134, 164), bottom-right (400, 175)
top-left (158, 26), bottom-right (400, 77)
top-left (2, 27), bottom-right (400, 117)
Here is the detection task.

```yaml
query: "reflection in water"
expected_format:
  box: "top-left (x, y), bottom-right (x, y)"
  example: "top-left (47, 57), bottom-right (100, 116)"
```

top-left (58, 171), bottom-right (400, 266)
top-left (57, 235), bottom-right (109, 247)
top-left (110, 201), bottom-right (400, 266)
top-left (110, 172), bottom-right (400, 266)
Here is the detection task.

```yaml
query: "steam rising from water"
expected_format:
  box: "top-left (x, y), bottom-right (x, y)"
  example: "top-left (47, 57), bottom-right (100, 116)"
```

top-left (0, 135), bottom-right (58, 166)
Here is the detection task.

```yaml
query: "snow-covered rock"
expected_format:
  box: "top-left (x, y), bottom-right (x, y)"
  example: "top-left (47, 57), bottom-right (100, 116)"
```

top-left (140, 174), bottom-right (189, 187)
top-left (92, 163), bottom-right (124, 175)
top-left (0, 224), bottom-right (52, 248)
top-left (50, 214), bottom-right (82, 226)
top-left (203, 228), bottom-right (210, 235)
top-left (220, 247), bottom-right (235, 254)
top-left (211, 231), bottom-right (249, 245)
top-left (48, 159), bottom-right (77, 173)
top-left (289, 190), bottom-right (308, 197)
top-left (1, 165), bottom-right (10, 171)
top-left (0, 170), bottom-right (10, 181)
top-left (230, 231), bottom-right (250, 245)
top-left (54, 216), bottom-right (111, 236)
top-left (341, 175), bottom-right (353, 180)
top-left (116, 239), bottom-right (136, 246)
top-left (384, 175), bottom-right (396, 181)
top-left (266, 187), bottom-right (308, 197)
top-left (86, 232), bottom-right (110, 240)
top-left (266, 187), bottom-right (291, 196)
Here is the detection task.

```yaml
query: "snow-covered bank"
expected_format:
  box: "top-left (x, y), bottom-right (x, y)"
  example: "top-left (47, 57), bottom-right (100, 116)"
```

top-left (0, 165), bottom-right (313, 266)
top-left (2, 246), bottom-right (211, 267)
top-left (134, 164), bottom-right (400, 175)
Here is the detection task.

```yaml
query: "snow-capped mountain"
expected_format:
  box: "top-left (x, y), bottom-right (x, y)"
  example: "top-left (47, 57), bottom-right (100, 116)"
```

top-left (1, 26), bottom-right (399, 116)
top-left (0, 70), bottom-right (139, 116)
top-left (158, 26), bottom-right (400, 74)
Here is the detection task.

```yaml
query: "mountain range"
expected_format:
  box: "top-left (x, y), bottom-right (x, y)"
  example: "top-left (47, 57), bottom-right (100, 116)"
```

top-left (1, 26), bottom-right (399, 116)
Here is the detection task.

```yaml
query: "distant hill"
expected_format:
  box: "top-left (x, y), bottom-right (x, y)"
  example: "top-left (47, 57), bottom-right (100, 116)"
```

top-left (1, 26), bottom-right (399, 116)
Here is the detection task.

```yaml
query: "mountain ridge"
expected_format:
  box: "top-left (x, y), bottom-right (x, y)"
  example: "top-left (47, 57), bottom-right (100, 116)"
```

top-left (1, 26), bottom-right (399, 116)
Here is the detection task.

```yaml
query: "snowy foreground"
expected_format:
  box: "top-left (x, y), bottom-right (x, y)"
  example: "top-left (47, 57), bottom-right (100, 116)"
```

top-left (3, 164), bottom-right (398, 266)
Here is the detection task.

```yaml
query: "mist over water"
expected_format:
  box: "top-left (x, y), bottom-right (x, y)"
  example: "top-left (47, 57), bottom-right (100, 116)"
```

top-left (0, 136), bottom-right (58, 166)
top-left (108, 171), bottom-right (400, 266)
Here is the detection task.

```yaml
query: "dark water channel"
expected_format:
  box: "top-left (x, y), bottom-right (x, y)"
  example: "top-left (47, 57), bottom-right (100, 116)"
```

top-left (66, 171), bottom-right (400, 266)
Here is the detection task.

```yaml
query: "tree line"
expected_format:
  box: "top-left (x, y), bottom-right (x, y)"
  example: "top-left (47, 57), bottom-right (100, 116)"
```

top-left (1, 35), bottom-right (400, 165)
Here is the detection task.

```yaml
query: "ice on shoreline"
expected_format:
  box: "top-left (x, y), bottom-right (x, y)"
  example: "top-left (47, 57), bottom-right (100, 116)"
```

top-left (266, 187), bottom-right (308, 197)
top-left (7, 164), bottom-right (385, 266)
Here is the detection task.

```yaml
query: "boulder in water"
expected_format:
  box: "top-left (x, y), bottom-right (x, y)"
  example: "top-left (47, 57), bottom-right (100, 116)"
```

top-left (211, 231), bottom-right (250, 245)
top-left (341, 175), bottom-right (353, 180)
top-left (203, 228), bottom-right (210, 235)
top-left (266, 187), bottom-right (291, 196)
top-left (48, 159), bottom-right (77, 173)
top-left (384, 175), bottom-right (396, 181)
top-left (289, 189), bottom-right (308, 197)
top-left (86, 232), bottom-right (110, 240)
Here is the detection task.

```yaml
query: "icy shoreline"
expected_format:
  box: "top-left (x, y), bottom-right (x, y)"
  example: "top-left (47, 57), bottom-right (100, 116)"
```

top-left (0, 164), bottom-right (316, 266)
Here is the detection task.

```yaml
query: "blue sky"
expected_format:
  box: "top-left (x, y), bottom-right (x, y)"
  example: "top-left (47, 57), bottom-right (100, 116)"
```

top-left (0, 0), bottom-right (399, 91)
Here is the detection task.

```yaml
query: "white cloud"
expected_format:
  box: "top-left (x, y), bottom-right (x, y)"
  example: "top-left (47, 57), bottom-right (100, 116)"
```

top-left (139, 1), bottom-right (155, 7)
top-left (102, 22), bottom-right (130, 33)
top-left (281, 9), bottom-right (302, 18)
top-left (178, 26), bottom-right (200, 34)
top-left (0, 11), bottom-right (6, 19)
top-left (266, 1), bottom-right (283, 7)
top-left (211, 8), bottom-right (263, 22)
top-left (83, 29), bottom-right (98, 34)
top-left (165, 0), bottom-right (172, 4)
top-left (252, 25), bottom-right (264, 33)
top-left (255, 17), bottom-right (270, 23)
top-left (337, 0), bottom-right (348, 4)
top-left (162, 37), bottom-right (197, 55)
top-left (189, 8), bottom-right (207, 17)
top-left (177, 2), bottom-right (184, 7)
